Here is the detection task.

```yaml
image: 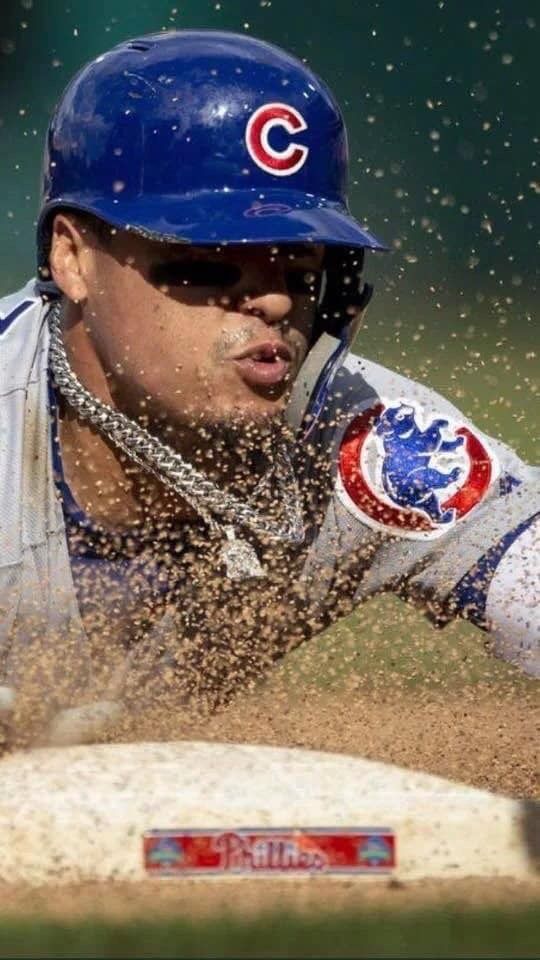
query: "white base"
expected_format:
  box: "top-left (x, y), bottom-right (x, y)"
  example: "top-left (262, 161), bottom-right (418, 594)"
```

top-left (0, 741), bottom-right (536, 885)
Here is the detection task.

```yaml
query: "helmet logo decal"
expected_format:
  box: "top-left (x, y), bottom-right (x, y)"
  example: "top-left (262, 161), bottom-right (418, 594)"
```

top-left (245, 103), bottom-right (309, 177)
top-left (336, 400), bottom-right (498, 540)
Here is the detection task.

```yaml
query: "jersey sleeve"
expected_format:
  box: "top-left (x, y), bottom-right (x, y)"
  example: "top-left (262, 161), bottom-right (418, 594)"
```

top-left (310, 349), bottom-right (540, 624)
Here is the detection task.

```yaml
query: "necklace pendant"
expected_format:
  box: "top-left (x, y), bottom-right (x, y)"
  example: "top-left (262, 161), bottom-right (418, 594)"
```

top-left (220, 527), bottom-right (265, 580)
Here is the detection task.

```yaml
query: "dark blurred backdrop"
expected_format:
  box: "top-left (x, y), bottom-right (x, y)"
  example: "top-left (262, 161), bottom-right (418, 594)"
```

top-left (0, 0), bottom-right (537, 455)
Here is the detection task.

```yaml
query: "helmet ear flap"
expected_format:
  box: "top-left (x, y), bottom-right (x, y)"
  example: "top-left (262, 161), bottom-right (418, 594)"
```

top-left (312, 247), bottom-right (373, 345)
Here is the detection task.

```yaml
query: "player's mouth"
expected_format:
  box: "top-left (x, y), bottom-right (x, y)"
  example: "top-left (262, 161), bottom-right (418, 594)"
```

top-left (231, 341), bottom-right (293, 387)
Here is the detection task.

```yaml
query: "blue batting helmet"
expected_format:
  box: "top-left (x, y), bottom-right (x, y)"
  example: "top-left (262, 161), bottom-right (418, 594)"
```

top-left (38, 30), bottom-right (387, 266)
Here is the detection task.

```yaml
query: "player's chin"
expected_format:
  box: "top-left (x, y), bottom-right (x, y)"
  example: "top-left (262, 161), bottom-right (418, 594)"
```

top-left (243, 377), bottom-right (292, 415)
top-left (229, 395), bottom-right (287, 426)
top-left (209, 387), bottom-right (289, 430)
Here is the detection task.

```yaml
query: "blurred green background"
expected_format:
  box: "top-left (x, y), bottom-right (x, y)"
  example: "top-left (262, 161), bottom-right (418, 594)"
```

top-left (0, 0), bottom-right (537, 460)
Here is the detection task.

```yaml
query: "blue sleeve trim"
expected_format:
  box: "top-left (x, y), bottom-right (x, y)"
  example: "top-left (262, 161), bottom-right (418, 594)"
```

top-left (447, 512), bottom-right (539, 628)
top-left (0, 299), bottom-right (34, 336)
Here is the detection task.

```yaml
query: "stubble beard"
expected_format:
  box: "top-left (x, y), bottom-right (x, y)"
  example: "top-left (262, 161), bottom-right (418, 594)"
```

top-left (189, 406), bottom-right (293, 488)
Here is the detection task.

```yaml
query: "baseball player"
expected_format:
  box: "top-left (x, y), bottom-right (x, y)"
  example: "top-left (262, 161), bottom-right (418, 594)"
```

top-left (0, 31), bottom-right (538, 746)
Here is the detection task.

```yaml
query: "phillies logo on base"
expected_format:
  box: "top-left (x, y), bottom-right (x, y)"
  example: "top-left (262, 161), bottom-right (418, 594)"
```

top-left (143, 828), bottom-right (396, 876)
top-left (337, 400), bottom-right (498, 540)
top-left (245, 103), bottom-right (309, 176)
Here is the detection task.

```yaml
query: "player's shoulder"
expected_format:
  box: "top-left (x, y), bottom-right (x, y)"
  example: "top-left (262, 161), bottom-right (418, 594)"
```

top-left (0, 280), bottom-right (49, 393)
top-left (0, 278), bottom-right (42, 320)
top-left (337, 350), bottom-right (465, 423)
top-left (320, 347), bottom-right (534, 545)
top-left (331, 348), bottom-right (521, 466)
top-left (0, 279), bottom-right (43, 334)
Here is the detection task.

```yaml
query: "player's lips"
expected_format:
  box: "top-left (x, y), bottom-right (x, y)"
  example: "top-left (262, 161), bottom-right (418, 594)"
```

top-left (231, 341), bottom-right (292, 387)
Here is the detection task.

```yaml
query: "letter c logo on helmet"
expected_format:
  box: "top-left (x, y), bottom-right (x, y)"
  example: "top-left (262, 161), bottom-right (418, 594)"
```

top-left (245, 103), bottom-right (309, 177)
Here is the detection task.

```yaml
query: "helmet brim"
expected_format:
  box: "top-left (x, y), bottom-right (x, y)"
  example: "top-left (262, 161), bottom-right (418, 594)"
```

top-left (39, 188), bottom-right (389, 255)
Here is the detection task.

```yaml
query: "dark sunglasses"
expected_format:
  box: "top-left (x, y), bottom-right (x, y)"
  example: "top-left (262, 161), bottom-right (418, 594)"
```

top-left (149, 259), bottom-right (324, 299)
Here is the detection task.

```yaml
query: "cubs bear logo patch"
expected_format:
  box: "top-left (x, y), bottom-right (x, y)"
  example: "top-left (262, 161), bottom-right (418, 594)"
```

top-left (337, 400), bottom-right (498, 539)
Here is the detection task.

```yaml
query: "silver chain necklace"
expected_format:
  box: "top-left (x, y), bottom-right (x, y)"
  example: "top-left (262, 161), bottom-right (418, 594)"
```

top-left (47, 302), bottom-right (305, 579)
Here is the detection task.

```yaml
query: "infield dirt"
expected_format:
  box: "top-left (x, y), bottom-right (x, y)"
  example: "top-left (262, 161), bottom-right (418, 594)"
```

top-left (1, 605), bottom-right (539, 920)
top-left (0, 681), bottom-right (538, 922)
top-left (185, 683), bottom-right (539, 802)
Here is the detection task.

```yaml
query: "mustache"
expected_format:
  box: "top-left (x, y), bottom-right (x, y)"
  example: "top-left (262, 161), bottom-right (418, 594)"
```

top-left (211, 324), bottom-right (263, 362)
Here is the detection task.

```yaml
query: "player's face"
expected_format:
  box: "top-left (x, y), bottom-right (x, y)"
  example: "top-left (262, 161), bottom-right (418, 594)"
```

top-left (76, 228), bottom-right (323, 430)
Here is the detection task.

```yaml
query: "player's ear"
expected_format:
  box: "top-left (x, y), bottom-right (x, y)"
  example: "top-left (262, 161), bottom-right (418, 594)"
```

top-left (48, 213), bottom-right (93, 304)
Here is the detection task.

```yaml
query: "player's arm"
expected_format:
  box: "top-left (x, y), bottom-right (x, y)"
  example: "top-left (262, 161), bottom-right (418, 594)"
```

top-left (297, 342), bottom-right (539, 676)
top-left (434, 515), bottom-right (539, 676)
top-left (398, 459), bottom-right (540, 677)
